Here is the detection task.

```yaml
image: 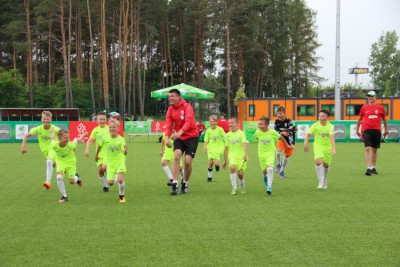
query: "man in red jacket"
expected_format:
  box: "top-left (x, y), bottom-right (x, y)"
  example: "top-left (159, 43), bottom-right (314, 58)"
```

top-left (164, 89), bottom-right (199, 195)
top-left (355, 90), bottom-right (388, 176)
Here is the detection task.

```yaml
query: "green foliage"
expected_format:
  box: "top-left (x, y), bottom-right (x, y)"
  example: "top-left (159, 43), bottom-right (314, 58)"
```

top-left (369, 31), bottom-right (400, 95)
top-left (234, 76), bottom-right (247, 106)
top-left (0, 67), bottom-right (27, 107)
top-left (1, 142), bottom-right (400, 265)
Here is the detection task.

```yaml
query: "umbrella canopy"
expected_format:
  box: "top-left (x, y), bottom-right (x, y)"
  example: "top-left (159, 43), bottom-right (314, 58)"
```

top-left (151, 83), bottom-right (215, 100)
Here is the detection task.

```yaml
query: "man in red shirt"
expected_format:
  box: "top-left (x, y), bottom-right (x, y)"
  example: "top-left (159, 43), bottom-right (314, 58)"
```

top-left (217, 115), bottom-right (229, 133)
top-left (164, 89), bottom-right (199, 195)
top-left (355, 91), bottom-right (388, 176)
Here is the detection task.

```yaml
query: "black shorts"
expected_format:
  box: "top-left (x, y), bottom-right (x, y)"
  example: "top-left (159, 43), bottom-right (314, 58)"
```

top-left (362, 129), bottom-right (381, 148)
top-left (174, 137), bottom-right (199, 158)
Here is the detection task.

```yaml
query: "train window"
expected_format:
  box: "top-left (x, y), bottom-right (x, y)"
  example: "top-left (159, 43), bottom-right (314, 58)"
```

top-left (321, 105), bottom-right (335, 116)
top-left (297, 105), bottom-right (315, 116)
top-left (346, 104), bottom-right (363, 116)
top-left (382, 104), bottom-right (388, 114)
top-left (273, 105), bottom-right (280, 116)
top-left (249, 105), bottom-right (255, 117)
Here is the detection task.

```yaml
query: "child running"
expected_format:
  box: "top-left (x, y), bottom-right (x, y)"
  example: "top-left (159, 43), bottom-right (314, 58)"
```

top-left (304, 110), bottom-right (336, 189)
top-left (21, 111), bottom-right (60, 189)
top-left (51, 129), bottom-right (87, 203)
top-left (274, 106), bottom-right (297, 178)
top-left (203, 115), bottom-right (226, 182)
top-left (160, 131), bottom-right (184, 186)
top-left (255, 116), bottom-right (282, 195)
top-left (222, 117), bottom-right (248, 195)
top-left (95, 119), bottom-right (128, 203)
top-left (85, 111), bottom-right (110, 192)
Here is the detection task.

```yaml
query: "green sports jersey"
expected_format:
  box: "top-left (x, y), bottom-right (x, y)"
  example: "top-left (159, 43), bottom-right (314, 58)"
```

top-left (204, 126), bottom-right (225, 153)
top-left (30, 124), bottom-right (60, 153)
top-left (225, 130), bottom-right (247, 158)
top-left (90, 125), bottom-right (109, 158)
top-left (255, 129), bottom-right (280, 155)
top-left (51, 140), bottom-right (77, 166)
top-left (99, 134), bottom-right (126, 165)
top-left (308, 121), bottom-right (335, 149)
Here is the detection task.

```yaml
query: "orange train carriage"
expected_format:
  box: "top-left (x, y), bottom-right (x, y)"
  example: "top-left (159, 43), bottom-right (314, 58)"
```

top-left (238, 97), bottom-right (400, 121)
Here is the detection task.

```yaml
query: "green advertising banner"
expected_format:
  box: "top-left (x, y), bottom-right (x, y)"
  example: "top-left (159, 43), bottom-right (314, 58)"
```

top-left (124, 121), bottom-right (151, 133)
top-left (0, 121), bottom-right (69, 143)
top-left (13, 121), bottom-right (69, 143)
top-left (0, 122), bottom-right (13, 143)
top-left (295, 120), bottom-right (400, 143)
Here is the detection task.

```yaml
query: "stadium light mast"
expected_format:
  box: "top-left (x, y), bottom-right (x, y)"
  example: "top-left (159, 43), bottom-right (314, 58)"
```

top-left (334, 0), bottom-right (341, 120)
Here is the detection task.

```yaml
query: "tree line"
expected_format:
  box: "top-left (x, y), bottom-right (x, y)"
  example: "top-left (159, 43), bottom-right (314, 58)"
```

top-left (1, 0), bottom-right (325, 118)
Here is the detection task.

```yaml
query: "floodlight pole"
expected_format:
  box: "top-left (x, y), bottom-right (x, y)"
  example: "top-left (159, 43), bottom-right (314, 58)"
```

top-left (334, 0), bottom-right (341, 120)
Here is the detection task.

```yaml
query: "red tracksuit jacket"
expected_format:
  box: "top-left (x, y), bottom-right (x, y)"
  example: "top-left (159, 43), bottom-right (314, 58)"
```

top-left (165, 99), bottom-right (199, 140)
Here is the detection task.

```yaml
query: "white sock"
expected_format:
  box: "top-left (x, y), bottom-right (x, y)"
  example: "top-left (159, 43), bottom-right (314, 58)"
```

top-left (56, 175), bottom-right (67, 197)
top-left (114, 175), bottom-right (118, 183)
top-left (276, 151), bottom-right (282, 165)
top-left (162, 166), bottom-right (173, 180)
top-left (74, 175), bottom-right (80, 183)
top-left (281, 157), bottom-right (289, 172)
top-left (208, 168), bottom-right (212, 178)
top-left (99, 176), bottom-right (108, 187)
top-left (239, 179), bottom-right (245, 189)
top-left (267, 167), bottom-right (273, 187)
top-left (230, 173), bottom-right (237, 189)
top-left (323, 166), bottom-right (330, 180)
top-left (315, 165), bottom-right (324, 183)
top-left (118, 181), bottom-right (125, 196)
top-left (46, 159), bottom-right (54, 183)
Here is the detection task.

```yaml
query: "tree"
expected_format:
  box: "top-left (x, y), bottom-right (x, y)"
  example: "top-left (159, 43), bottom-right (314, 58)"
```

top-left (369, 31), bottom-right (400, 96)
top-left (0, 68), bottom-right (26, 107)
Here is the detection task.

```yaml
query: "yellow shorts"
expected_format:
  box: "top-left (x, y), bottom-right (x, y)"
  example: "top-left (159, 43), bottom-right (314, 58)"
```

top-left (228, 156), bottom-right (248, 171)
top-left (56, 164), bottom-right (76, 179)
top-left (313, 147), bottom-right (333, 165)
top-left (43, 149), bottom-right (56, 161)
top-left (106, 162), bottom-right (127, 180)
top-left (258, 153), bottom-right (275, 170)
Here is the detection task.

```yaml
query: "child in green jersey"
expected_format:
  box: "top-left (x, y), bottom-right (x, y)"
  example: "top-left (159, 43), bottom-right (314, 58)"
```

top-left (160, 130), bottom-right (184, 186)
top-left (304, 110), bottom-right (336, 189)
top-left (51, 129), bottom-right (87, 203)
top-left (222, 117), bottom-right (248, 195)
top-left (95, 119), bottom-right (128, 203)
top-left (85, 111), bottom-right (110, 192)
top-left (203, 115), bottom-right (225, 182)
top-left (255, 116), bottom-right (282, 195)
top-left (21, 111), bottom-right (60, 190)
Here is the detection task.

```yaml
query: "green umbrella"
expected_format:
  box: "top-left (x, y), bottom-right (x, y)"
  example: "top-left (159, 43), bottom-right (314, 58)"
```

top-left (151, 83), bottom-right (215, 100)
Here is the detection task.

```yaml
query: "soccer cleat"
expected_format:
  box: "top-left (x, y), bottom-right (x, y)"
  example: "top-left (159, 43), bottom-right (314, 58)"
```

top-left (119, 195), bottom-right (126, 203)
top-left (365, 169), bottom-right (372, 176)
top-left (317, 182), bottom-right (324, 189)
top-left (167, 179), bottom-right (173, 186)
top-left (279, 171), bottom-right (285, 178)
top-left (170, 183), bottom-right (178, 196)
top-left (59, 196), bottom-right (68, 203)
top-left (103, 187), bottom-right (109, 192)
top-left (266, 186), bottom-right (272, 195)
top-left (263, 176), bottom-right (268, 186)
top-left (231, 188), bottom-right (237, 195)
top-left (239, 188), bottom-right (246, 194)
top-left (215, 165), bottom-right (220, 172)
top-left (323, 180), bottom-right (328, 189)
top-left (207, 177), bottom-right (212, 182)
top-left (180, 182), bottom-right (188, 194)
top-left (275, 164), bottom-right (281, 173)
top-left (371, 168), bottom-right (378, 175)
top-left (43, 182), bottom-right (50, 190)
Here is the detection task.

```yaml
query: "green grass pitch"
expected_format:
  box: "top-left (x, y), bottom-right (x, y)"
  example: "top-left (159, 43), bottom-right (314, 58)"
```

top-left (1, 138), bottom-right (399, 266)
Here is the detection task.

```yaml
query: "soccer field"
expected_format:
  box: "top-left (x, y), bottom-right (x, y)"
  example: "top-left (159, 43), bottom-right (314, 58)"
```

top-left (1, 140), bottom-right (399, 266)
